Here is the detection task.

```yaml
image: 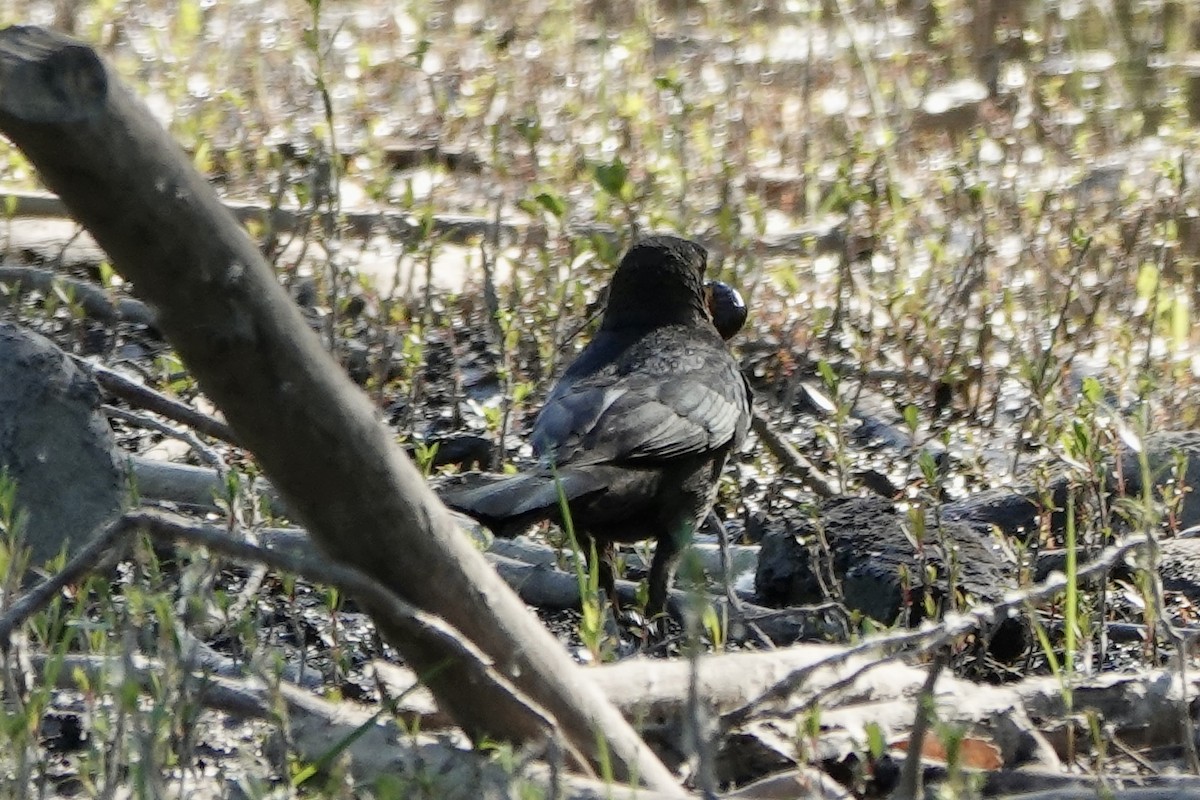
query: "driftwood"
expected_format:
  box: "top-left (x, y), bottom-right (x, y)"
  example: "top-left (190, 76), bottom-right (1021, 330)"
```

top-left (0, 186), bottom-right (848, 257)
top-left (375, 642), bottom-right (1200, 792)
top-left (0, 262), bottom-right (158, 326)
top-left (33, 652), bottom-right (678, 800)
top-left (0, 25), bottom-right (678, 791)
top-left (85, 360), bottom-right (241, 445)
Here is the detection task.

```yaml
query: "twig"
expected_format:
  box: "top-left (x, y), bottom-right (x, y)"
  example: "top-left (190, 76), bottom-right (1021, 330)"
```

top-left (0, 262), bottom-right (156, 326)
top-left (895, 651), bottom-right (947, 800)
top-left (706, 511), bottom-right (775, 648)
top-left (707, 511), bottom-right (742, 613)
top-left (81, 359), bottom-right (241, 446)
top-left (750, 408), bottom-right (838, 497)
top-left (102, 405), bottom-right (226, 468)
top-left (0, 513), bottom-right (135, 648)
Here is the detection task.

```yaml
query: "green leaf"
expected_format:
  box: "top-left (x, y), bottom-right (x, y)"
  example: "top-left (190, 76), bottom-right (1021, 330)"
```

top-left (817, 360), bottom-right (837, 390)
top-left (177, 0), bottom-right (202, 38)
top-left (865, 721), bottom-right (886, 759)
top-left (534, 191), bottom-right (567, 219)
top-left (917, 449), bottom-right (939, 485)
top-left (514, 116), bottom-right (541, 144)
top-left (593, 159), bottom-right (629, 199)
top-left (408, 39), bottom-right (431, 69)
top-left (654, 72), bottom-right (683, 94)
top-left (1135, 262), bottom-right (1159, 299)
top-left (803, 706), bottom-right (822, 740)
top-left (701, 604), bottom-right (722, 646)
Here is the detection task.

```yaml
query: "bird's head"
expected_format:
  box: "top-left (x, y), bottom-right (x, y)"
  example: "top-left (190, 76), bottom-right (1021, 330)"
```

top-left (705, 279), bottom-right (747, 341)
top-left (602, 235), bottom-right (712, 333)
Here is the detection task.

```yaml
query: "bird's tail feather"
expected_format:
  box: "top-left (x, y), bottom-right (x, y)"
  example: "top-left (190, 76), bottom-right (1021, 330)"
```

top-left (437, 467), bottom-right (614, 536)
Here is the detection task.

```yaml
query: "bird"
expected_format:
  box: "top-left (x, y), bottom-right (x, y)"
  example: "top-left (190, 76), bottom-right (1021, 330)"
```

top-left (440, 234), bottom-right (751, 621)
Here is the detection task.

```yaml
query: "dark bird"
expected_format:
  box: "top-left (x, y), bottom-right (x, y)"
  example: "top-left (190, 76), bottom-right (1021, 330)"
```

top-left (441, 235), bottom-right (751, 620)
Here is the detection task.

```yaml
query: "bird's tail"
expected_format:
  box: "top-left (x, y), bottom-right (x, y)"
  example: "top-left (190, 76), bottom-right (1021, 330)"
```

top-left (437, 467), bottom-right (614, 537)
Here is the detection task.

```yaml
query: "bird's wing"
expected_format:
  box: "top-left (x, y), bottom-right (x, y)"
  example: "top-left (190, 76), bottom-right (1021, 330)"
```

top-left (532, 334), bottom-right (748, 466)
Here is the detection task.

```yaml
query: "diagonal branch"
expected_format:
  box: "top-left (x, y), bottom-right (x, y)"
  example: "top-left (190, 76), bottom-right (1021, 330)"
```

top-left (0, 25), bottom-right (679, 793)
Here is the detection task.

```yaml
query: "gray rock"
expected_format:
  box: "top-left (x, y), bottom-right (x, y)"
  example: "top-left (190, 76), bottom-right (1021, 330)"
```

top-left (1159, 537), bottom-right (1200, 600)
top-left (0, 323), bottom-right (127, 571)
top-left (944, 430), bottom-right (1200, 539)
top-left (1116, 431), bottom-right (1200, 531)
top-left (755, 495), bottom-right (1015, 625)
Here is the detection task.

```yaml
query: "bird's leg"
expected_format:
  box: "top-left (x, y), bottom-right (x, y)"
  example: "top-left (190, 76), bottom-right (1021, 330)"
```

top-left (645, 527), bottom-right (686, 623)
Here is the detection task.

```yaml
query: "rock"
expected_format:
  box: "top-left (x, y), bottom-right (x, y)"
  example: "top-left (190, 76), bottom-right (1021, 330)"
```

top-left (0, 323), bottom-right (127, 571)
top-left (755, 495), bottom-right (1016, 627)
top-left (1116, 431), bottom-right (1200, 531)
top-left (943, 430), bottom-right (1200, 540)
top-left (1158, 538), bottom-right (1200, 600)
top-left (408, 433), bottom-right (494, 472)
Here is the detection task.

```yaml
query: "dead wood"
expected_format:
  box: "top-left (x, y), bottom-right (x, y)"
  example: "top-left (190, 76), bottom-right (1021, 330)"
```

top-left (124, 456), bottom-right (837, 643)
top-left (894, 653), bottom-right (946, 800)
top-left (32, 652), bottom-right (683, 800)
top-left (0, 186), bottom-right (847, 257)
top-left (266, 521), bottom-right (833, 644)
top-left (84, 361), bottom-right (241, 445)
top-left (721, 768), bottom-right (853, 798)
top-left (0, 262), bottom-right (157, 326)
top-left (0, 25), bottom-right (678, 791)
top-left (374, 645), bottom-right (861, 728)
top-left (253, 519), bottom-right (836, 644)
top-left (77, 642), bottom-right (1173, 799)
top-left (998, 789), bottom-right (1200, 800)
top-left (3, 509), bottom-right (562, 759)
top-left (723, 531), bottom-right (1153, 731)
top-left (130, 457), bottom-right (291, 517)
top-left (102, 404), bottom-right (227, 467)
top-left (938, 769), bottom-right (1200, 798)
top-left (489, 535), bottom-right (762, 591)
top-left (378, 645), bottom-right (1057, 773)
